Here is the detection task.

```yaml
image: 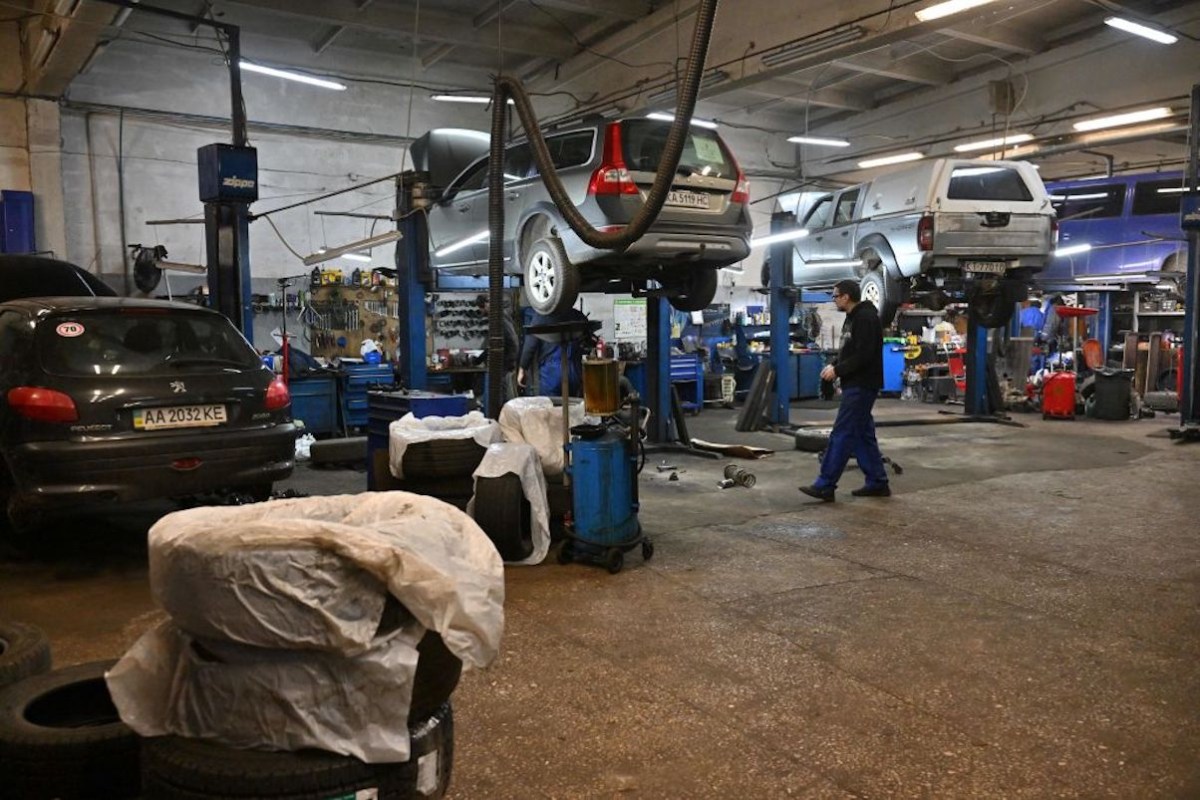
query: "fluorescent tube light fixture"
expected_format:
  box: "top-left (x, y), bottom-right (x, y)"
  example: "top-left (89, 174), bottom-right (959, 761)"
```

top-left (760, 26), bottom-right (865, 68)
top-left (1054, 244), bottom-right (1092, 258)
top-left (432, 94), bottom-right (514, 105)
top-left (239, 61), bottom-right (346, 91)
top-left (1073, 106), bottom-right (1172, 132)
top-left (646, 112), bottom-right (718, 129)
top-left (434, 230), bottom-right (489, 258)
top-left (750, 229), bottom-right (810, 248)
top-left (953, 133), bottom-right (1033, 152)
top-left (343, 253), bottom-right (372, 263)
top-left (1104, 16), bottom-right (1177, 44)
top-left (788, 135), bottom-right (851, 147)
top-left (303, 231), bottom-right (402, 266)
top-left (857, 152), bottom-right (924, 169)
top-left (1157, 186), bottom-right (1186, 194)
top-left (915, 0), bottom-right (997, 22)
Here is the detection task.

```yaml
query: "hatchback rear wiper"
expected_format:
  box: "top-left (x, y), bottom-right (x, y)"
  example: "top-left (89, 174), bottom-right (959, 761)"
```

top-left (165, 355), bottom-right (248, 368)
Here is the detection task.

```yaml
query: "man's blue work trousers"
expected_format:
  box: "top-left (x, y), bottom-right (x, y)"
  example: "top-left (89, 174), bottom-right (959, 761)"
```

top-left (814, 386), bottom-right (888, 490)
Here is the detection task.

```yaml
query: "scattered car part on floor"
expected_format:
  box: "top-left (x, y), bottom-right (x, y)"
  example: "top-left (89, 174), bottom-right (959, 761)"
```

top-left (0, 660), bottom-right (140, 800)
top-left (0, 621), bottom-right (51, 690)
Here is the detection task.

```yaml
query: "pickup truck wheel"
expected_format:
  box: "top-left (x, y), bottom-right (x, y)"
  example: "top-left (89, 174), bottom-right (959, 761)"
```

top-left (524, 237), bottom-right (580, 315)
top-left (668, 268), bottom-right (718, 312)
top-left (859, 267), bottom-right (898, 326)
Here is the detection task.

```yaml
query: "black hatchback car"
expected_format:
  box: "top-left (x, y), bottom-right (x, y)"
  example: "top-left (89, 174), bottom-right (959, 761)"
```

top-left (0, 297), bottom-right (296, 533)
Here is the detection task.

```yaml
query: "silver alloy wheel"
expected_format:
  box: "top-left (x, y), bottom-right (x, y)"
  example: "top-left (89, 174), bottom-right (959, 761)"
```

top-left (861, 276), bottom-right (882, 305)
top-left (527, 250), bottom-right (556, 305)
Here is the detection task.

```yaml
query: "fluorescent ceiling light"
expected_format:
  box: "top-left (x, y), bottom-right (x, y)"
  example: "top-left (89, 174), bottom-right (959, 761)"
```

top-left (1073, 106), bottom-right (1172, 132)
top-left (1054, 244), bottom-right (1092, 258)
top-left (434, 230), bottom-right (489, 258)
top-left (1104, 16), bottom-right (1177, 45)
top-left (432, 94), bottom-right (514, 105)
top-left (915, 0), bottom-right (997, 22)
top-left (953, 133), bottom-right (1033, 152)
top-left (760, 26), bottom-right (865, 68)
top-left (343, 253), bottom-right (372, 262)
top-left (239, 61), bottom-right (346, 91)
top-left (788, 135), bottom-right (851, 147)
top-left (953, 167), bottom-right (1005, 176)
top-left (1158, 186), bottom-right (1186, 194)
top-left (857, 152), bottom-right (924, 169)
top-left (1049, 192), bottom-right (1110, 201)
top-left (646, 112), bottom-right (718, 129)
top-left (303, 231), bottom-right (402, 266)
top-left (750, 228), bottom-right (810, 248)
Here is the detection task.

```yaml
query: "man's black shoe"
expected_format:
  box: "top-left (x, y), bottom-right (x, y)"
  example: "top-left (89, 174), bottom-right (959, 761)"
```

top-left (851, 485), bottom-right (892, 497)
top-left (799, 485), bottom-right (835, 502)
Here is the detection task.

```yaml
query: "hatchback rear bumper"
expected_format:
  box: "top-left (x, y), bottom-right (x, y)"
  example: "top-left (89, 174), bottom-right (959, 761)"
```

top-left (6, 423), bottom-right (297, 510)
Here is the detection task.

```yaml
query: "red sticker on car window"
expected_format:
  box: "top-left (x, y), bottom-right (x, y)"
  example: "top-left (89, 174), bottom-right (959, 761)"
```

top-left (56, 322), bottom-right (86, 338)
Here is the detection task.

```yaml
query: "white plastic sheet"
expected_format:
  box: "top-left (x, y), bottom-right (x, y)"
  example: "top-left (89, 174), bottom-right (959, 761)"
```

top-left (107, 621), bottom-right (422, 763)
top-left (388, 411), bottom-right (501, 480)
top-left (146, 492), bottom-right (504, 668)
top-left (496, 397), bottom-right (586, 477)
top-left (467, 443), bottom-right (551, 566)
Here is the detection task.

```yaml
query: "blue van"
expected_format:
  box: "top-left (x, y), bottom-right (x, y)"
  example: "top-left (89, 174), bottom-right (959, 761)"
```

top-left (1039, 171), bottom-right (1187, 286)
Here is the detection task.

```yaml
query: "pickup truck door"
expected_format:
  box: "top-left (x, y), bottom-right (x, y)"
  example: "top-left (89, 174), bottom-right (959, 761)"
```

top-left (795, 194), bottom-right (857, 287)
top-left (826, 188), bottom-right (861, 262)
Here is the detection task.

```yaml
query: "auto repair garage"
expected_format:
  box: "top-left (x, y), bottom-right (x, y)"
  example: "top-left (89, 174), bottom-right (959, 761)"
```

top-left (1, 0), bottom-right (1198, 797)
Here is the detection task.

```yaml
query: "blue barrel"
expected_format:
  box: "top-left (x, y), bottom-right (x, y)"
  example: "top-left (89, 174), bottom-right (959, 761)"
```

top-left (568, 431), bottom-right (639, 547)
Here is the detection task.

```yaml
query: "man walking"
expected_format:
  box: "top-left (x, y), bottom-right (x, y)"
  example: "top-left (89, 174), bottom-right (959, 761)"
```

top-left (800, 279), bottom-right (890, 502)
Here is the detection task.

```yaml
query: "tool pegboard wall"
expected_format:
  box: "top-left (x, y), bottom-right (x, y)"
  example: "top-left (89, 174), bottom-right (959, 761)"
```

top-left (305, 283), bottom-right (399, 359)
top-left (429, 293), bottom-right (490, 351)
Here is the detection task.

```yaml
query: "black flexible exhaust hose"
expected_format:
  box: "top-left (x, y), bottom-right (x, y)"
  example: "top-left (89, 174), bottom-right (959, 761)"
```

top-left (485, 0), bottom-right (721, 419)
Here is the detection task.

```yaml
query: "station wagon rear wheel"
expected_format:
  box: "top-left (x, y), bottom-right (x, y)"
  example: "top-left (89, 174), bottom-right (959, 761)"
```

top-left (523, 237), bottom-right (579, 315)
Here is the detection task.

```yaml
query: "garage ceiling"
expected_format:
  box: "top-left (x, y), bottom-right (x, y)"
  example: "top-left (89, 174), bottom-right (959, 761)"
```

top-left (11, 0), bottom-right (1200, 186)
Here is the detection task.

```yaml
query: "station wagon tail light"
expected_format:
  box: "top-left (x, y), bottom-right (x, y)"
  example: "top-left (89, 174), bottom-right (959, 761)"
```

top-left (732, 170), bottom-right (751, 205)
top-left (265, 377), bottom-right (291, 411)
top-left (7, 387), bottom-right (79, 423)
top-left (917, 214), bottom-right (935, 251)
top-left (588, 123), bottom-right (638, 196)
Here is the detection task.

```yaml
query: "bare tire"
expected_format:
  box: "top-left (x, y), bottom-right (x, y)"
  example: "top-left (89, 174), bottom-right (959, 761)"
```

top-left (523, 237), bottom-right (580, 315)
top-left (472, 474), bottom-right (534, 562)
top-left (0, 621), bottom-right (52, 690)
top-left (0, 660), bottom-right (140, 800)
top-left (795, 428), bottom-right (833, 453)
top-left (668, 269), bottom-right (718, 312)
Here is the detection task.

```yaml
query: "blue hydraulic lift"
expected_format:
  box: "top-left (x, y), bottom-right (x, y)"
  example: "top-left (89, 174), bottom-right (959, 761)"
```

top-left (1174, 83), bottom-right (1200, 440)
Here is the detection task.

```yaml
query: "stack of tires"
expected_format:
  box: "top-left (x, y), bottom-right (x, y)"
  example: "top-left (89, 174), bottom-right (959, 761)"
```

top-left (391, 438), bottom-right (490, 510)
top-left (0, 621), bottom-right (143, 800)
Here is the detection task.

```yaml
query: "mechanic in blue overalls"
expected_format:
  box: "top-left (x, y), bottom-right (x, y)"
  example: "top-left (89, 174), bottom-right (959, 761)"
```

top-left (517, 307), bottom-right (591, 397)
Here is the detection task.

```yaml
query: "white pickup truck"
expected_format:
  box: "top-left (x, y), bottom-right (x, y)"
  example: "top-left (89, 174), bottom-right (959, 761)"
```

top-left (791, 159), bottom-right (1056, 327)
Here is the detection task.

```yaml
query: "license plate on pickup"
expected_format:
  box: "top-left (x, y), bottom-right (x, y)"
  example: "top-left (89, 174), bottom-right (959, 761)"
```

top-left (963, 261), bottom-right (1009, 274)
top-left (666, 190), bottom-right (711, 210)
top-left (134, 405), bottom-right (227, 430)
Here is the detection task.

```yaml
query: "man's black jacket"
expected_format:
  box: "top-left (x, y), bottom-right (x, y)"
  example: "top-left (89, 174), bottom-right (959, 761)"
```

top-left (833, 300), bottom-right (883, 390)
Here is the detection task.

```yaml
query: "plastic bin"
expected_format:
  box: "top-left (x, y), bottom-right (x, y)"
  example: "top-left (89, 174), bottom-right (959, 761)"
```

top-left (1092, 369), bottom-right (1133, 420)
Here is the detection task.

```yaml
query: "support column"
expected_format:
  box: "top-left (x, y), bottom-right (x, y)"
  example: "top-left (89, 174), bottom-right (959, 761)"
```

top-left (397, 209), bottom-right (429, 390)
top-left (965, 316), bottom-right (991, 416)
top-left (646, 296), bottom-right (671, 444)
top-left (204, 202), bottom-right (253, 340)
top-left (768, 212), bottom-right (795, 426)
top-left (1179, 83), bottom-right (1200, 431)
top-left (1095, 292), bottom-right (1113, 358)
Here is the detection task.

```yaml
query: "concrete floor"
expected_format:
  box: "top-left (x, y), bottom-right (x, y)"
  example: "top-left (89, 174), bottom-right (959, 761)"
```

top-left (2, 400), bottom-right (1198, 798)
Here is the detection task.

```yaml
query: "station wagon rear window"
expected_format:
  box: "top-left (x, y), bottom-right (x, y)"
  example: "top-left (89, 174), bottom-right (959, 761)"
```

top-left (38, 310), bottom-right (260, 377)
top-left (620, 120), bottom-right (735, 178)
top-left (946, 166), bottom-right (1033, 201)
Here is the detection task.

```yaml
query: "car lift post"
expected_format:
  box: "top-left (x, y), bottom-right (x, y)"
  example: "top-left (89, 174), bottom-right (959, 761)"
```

top-left (1176, 82), bottom-right (1200, 439)
top-left (768, 212), bottom-right (796, 426)
top-left (963, 315), bottom-right (992, 416)
top-left (1094, 292), bottom-right (1112, 355)
top-left (396, 184), bottom-right (429, 391)
top-left (646, 296), bottom-right (671, 444)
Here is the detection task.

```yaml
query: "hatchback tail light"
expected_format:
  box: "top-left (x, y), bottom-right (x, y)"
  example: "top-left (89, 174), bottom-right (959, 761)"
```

top-left (587, 123), bottom-right (639, 196)
top-left (7, 387), bottom-right (78, 423)
top-left (265, 377), bottom-right (290, 411)
top-left (917, 214), bottom-right (935, 251)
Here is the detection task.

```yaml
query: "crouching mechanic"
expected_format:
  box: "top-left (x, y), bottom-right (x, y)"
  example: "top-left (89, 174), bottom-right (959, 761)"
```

top-left (800, 279), bottom-right (890, 502)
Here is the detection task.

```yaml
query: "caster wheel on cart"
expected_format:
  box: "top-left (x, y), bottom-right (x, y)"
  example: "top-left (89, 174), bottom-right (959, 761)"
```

top-left (605, 548), bottom-right (624, 575)
top-left (556, 542), bottom-right (574, 565)
top-left (641, 540), bottom-right (654, 562)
